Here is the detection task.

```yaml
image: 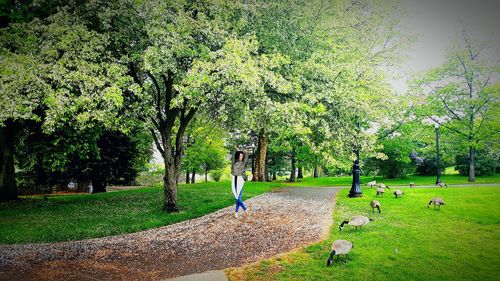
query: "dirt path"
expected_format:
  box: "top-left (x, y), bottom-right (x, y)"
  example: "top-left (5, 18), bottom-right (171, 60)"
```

top-left (0, 187), bottom-right (339, 281)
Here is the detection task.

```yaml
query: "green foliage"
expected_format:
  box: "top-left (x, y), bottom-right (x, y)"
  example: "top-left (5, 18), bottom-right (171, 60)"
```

top-left (182, 121), bottom-right (228, 176)
top-left (210, 169), bottom-right (224, 182)
top-left (414, 157), bottom-right (445, 176)
top-left (455, 148), bottom-right (499, 176)
top-left (411, 33), bottom-right (500, 181)
top-left (14, 120), bottom-right (152, 194)
top-left (0, 11), bottom-right (136, 132)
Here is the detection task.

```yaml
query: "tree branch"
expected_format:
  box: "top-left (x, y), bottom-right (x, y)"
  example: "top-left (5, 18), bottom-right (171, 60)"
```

top-left (378, 105), bottom-right (414, 140)
top-left (426, 115), bottom-right (468, 137)
top-left (439, 97), bottom-right (462, 121)
top-left (161, 71), bottom-right (174, 115)
top-left (146, 71), bottom-right (165, 125)
top-left (150, 128), bottom-right (165, 155)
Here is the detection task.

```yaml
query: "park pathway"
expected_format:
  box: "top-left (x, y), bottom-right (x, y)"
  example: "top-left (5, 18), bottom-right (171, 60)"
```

top-left (0, 187), bottom-right (339, 281)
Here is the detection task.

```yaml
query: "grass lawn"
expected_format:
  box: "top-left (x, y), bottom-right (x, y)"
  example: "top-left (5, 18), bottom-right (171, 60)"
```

top-left (226, 186), bottom-right (500, 281)
top-left (281, 174), bottom-right (500, 187)
top-left (0, 181), bottom-right (279, 244)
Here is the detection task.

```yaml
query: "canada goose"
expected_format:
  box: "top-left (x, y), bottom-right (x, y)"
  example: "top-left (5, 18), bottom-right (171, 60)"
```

top-left (409, 182), bottom-right (415, 188)
top-left (370, 200), bottom-right (381, 213)
top-left (428, 197), bottom-right (446, 209)
top-left (367, 180), bottom-right (377, 188)
top-left (393, 190), bottom-right (404, 198)
top-left (376, 187), bottom-right (385, 197)
top-left (327, 240), bottom-right (353, 266)
top-left (437, 182), bottom-right (448, 188)
top-left (339, 215), bottom-right (373, 231)
top-left (378, 183), bottom-right (390, 189)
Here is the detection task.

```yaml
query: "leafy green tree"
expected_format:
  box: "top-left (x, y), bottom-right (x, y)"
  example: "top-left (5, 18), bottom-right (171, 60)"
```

top-left (121, 0), bottom-right (271, 211)
top-left (412, 31), bottom-right (500, 182)
top-left (182, 121), bottom-right (227, 183)
top-left (0, 11), bottom-right (134, 201)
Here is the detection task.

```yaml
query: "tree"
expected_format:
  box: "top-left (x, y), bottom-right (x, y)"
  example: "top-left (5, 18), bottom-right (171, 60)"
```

top-left (182, 121), bottom-right (227, 183)
top-left (413, 31), bottom-right (500, 182)
top-left (239, 0), bottom-right (323, 182)
top-left (124, 0), bottom-right (270, 211)
top-left (0, 11), bottom-right (134, 201)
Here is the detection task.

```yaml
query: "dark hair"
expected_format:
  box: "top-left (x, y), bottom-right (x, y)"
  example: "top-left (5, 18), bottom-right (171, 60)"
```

top-left (234, 151), bottom-right (245, 162)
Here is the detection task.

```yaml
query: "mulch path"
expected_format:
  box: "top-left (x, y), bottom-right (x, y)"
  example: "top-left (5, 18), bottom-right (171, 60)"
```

top-left (0, 187), bottom-right (339, 281)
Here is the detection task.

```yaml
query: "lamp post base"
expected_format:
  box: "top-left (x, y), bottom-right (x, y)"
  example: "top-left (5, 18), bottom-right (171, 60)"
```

top-left (348, 158), bottom-right (363, 198)
top-left (348, 191), bottom-right (363, 198)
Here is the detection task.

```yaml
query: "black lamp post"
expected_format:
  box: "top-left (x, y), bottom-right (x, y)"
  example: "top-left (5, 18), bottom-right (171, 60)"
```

top-left (349, 149), bottom-right (362, 197)
top-left (435, 124), bottom-right (441, 185)
top-left (349, 118), bottom-right (362, 197)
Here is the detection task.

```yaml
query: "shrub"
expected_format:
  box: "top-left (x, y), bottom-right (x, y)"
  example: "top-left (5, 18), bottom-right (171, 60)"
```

top-left (210, 169), bottom-right (223, 182)
top-left (414, 157), bottom-right (446, 176)
top-left (455, 148), bottom-right (499, 176)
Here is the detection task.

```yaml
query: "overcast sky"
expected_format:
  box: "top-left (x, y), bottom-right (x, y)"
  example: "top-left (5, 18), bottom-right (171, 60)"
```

top-left (390, 0), bottom-right (500, 93)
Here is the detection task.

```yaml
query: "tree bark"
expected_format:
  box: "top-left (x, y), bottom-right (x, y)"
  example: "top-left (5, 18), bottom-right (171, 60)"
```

top-left (264, 154), bottom-right (270, 182)
top-left (185, 171), bottom-right (190, 184)
top-left (289, 153), bottom-right (296, 182)
top-left (76, 180), bottom-right (90, 193)
top-left (297, 166), bottom-right (303, 179)
top-left (254, 131), bottom-right (268, 182)
top-left (313, 166), bottom-right (319, 178)
top-left (145, 71), bottom-right (198, 212)
top-left (468, 145), bottom-right (476, 182)
top-left (191, 170), bottom-right (195, 183)
top-left (251, 149), bottom-right (256, 181)
top-left (252, 142), bottom-right (259, 182)
top-left (0, 120), bottom-right (17, 201)
top-left (205, 169), bottom-right (208, 182)
top-left (163, 154), bottom-right (179, 212)
top-left (91, 178), bottom-right (107, 193)
top-left (272, 172), bottom-right (277, 181)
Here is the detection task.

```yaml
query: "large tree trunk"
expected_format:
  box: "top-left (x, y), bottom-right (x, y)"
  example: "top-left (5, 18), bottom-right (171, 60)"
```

top-left (264, 154), bottom-right (270, 182)
top-left (76, 180), bottom-right (90, 193)
top-left (297, 166), bottom-right (303, 179)
top-left (186, 171), bottom-right (190, 184)
top-left (468, 145), bottom-right (476, 182)
top-left (163, 155), bottom-right (179, 212)
top-left (254, 131), bottom-right (268, 182)
top-left (313, 166), bottom-right (319, 178)
top-left (272, 172), bottom-right (277, 181)
top-left (205, 169), bottom-right (208, 182)
top-left (289, 153), bottom-right (296, 182)
top-left (145, 71), bottom-right (197, 212)
top-left (191, 170), bottom-right (195, 183)
top-left (252, 142), bottom-right (259, 182)
top-left (251, 148), bottom-right (256, 181)
top-left (91, 178), bottom-right (107, 193)
top-left (0, 120), bottom-right (17, 201)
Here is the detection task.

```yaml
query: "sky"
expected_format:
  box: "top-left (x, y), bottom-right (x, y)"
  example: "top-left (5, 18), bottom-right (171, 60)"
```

top-left (390, 0), bottom-right (500, 93)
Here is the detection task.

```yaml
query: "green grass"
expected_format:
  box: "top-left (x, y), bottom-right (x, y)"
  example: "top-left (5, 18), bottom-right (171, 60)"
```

top-left (0, 181), bottom-right (279, 245)
top-left (281, 174), bottom-right (500, 187)
top-left (227, 186), bottom-right (500, 281)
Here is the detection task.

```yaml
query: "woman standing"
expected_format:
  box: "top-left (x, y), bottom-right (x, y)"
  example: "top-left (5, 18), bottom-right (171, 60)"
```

top-left (231, 150), bottom-right (249, 218)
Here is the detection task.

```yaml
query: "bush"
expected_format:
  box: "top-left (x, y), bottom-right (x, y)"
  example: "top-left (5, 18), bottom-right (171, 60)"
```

top-left (414, 157), bottom-right (446, 176)
top-left (210, 169), bottom-right (223, 182)
top-left (455, 149), bottom-right (499, 176)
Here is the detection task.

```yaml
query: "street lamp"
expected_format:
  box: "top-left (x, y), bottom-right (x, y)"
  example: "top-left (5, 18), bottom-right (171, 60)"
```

top-left (349, 118), bottom-right (362, 198)
top-left (434, 123), bottom-right (441, 185)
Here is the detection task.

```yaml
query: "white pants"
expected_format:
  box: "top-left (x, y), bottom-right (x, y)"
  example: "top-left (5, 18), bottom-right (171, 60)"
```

top-left (231, 175), bottom-right (245, 199)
